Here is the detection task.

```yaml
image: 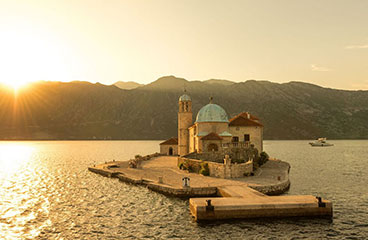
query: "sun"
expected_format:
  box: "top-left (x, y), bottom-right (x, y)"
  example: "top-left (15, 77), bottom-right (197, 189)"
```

top-left (0, 24), bottom-right (72, 92)
top-left (0, 80), bottom-right (34, 92)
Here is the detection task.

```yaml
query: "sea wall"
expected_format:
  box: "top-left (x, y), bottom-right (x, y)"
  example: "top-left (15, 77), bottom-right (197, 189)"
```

top-left (249, 161), bottom-right (291, 195)
top-left (88, 156), bottom-right (291, 198)
top-left (88, 167), bottom-right (119, 178)
top-left (250, 178), bottom-right (291, 196)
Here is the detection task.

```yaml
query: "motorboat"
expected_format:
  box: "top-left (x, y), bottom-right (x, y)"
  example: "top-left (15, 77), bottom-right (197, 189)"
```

top-left (309, 138), bottom-right (334, 147)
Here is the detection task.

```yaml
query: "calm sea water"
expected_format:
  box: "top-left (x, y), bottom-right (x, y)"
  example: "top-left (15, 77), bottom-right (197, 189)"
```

top-left (0, 140), bottom-right (367, 239)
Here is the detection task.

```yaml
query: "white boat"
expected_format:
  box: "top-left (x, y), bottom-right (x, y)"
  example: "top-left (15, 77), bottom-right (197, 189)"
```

top-left (309, 138), bottom-right (334, 147)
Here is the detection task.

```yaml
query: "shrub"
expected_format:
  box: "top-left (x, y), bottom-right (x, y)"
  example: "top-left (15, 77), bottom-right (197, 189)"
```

top-left (178, 162), bottom-right (186, 170)
top-left (199, 162), bottom-right (210, 176)
top-left (182, 160), bottom-right (196, 172)
top-left (187, 164), bottom-right (194, 173)
top-left (259, 151), bottom-right (269, 166)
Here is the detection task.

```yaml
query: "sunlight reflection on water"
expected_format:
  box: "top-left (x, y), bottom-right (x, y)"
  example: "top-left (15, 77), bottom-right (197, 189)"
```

top-left (0, 144), bottom-right (34, 175)
top-left (0, 140), bottom-right (367, 239)
top-left (0, 143), bottom-right (51, 239)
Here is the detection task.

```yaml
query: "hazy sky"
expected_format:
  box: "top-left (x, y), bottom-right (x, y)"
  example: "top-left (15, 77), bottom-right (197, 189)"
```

top-left (0, 0), bottom-right (368, 89)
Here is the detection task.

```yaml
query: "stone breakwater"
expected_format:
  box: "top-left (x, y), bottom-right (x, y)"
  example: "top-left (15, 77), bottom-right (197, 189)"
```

top-left (248, 161), bottom-right (291, 195)
top-left (250, 178), bottom-right (291, 196)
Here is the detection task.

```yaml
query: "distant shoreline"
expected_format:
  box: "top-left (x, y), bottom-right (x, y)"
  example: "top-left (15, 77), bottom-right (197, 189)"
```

top-left (1, 138), bottom-right (367, 141)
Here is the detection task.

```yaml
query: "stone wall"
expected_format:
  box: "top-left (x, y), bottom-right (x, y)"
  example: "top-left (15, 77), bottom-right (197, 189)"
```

top-left (230, 161), bottom-right (253, 178)
top-left (249, 161), bottom-right (291, 195)
top-left (184, 148), bottom-right (258, 164)
top-left (178, 156), bottom-right (253, 179)
top-left (228, 125), bottom-right (263, 152)
top-left (250, 178), bottom-right (291, 196)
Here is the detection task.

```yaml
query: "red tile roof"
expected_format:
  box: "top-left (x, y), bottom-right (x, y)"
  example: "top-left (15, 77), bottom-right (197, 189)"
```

top-left (200, 132), bottom-right (223, 140)
top-left (229, 112), bottom-right (260, 122)
top-left (229, 112), bottom-right (263, 127)
top-left (159, 137), bottom-right (178, 145)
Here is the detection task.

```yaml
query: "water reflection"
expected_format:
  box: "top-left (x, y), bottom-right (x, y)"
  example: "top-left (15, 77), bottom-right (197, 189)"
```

top-left (0, 142), bottom-right (51, 239)
top-left (0, 141), bottom-right (161, 239)
top-left (0, 140), bottom-right (367, 239)
top-left (0, 143), bottom-right (34, 175)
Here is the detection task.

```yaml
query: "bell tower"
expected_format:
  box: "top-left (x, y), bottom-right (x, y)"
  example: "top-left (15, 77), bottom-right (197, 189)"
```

top-left (178, 91), bottom-right (192, 156)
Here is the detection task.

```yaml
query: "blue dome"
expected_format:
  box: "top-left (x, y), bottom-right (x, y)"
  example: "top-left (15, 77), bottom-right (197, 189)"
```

top-left (179, 94), bottom-right (191, 101)
top-left (196, 103), bottom-right (229, 123)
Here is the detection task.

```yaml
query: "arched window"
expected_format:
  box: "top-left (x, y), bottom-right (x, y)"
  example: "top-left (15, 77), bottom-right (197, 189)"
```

top-left (169, 147), bottom-right (173, 155)
top-left (207, 143), bottom-right (218, 152)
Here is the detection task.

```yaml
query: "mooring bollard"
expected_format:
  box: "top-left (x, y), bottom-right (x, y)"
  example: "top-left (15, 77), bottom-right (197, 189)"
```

top-left (316, 196), bottom-right (326, 207)
top-left (158, 176), bottom-right (163, 184)
top-left (182, 177), bottom-right (190, 188)
top-left (206, 199), bottom-right (214, 211)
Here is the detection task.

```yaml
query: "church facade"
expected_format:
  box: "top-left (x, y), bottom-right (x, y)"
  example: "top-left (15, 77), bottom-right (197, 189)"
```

top-left (168, 92), bottom-right (263, 158)
top-left (161, 92), bottom-right (263, 159)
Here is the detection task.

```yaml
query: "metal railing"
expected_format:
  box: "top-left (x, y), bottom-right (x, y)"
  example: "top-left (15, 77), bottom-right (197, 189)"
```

top-left (222, 141), bottom-right (250, 148)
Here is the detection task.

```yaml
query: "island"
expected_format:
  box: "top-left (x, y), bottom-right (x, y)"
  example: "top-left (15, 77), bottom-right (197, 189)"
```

top-left (89, 93), bottom-right (332, 221)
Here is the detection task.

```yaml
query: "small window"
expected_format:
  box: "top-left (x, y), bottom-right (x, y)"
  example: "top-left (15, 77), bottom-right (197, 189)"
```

top-left (244, 134), bottom-right (250, 142)
top-left (232, 136), bottom-right (239, 142)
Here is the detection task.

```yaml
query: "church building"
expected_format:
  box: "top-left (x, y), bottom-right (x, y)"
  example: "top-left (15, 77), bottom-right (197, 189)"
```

top-left (161, 92), bottom-right (263, 159)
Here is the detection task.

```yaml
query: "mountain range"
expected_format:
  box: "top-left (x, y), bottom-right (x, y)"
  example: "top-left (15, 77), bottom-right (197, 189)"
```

top-left (113, 81), bottom-right (143, 90)
top-left (1, 76), bottom-right (368, 140)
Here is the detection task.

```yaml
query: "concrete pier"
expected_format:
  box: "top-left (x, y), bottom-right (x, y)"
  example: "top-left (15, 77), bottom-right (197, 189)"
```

top-left (88, 156), bottom-right (333, 221)
top-left (190, 187), bottom-right (332, 221)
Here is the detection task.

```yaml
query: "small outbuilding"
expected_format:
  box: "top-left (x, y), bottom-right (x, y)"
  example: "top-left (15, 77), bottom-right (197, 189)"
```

top-left (159, 137), bottom-right (178, 156)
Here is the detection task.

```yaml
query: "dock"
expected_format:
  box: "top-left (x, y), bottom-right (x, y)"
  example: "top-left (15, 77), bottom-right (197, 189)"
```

top-left (88, 155), bottom-right (333, 221)
top-left (190, 185), bottom-right (332, 221)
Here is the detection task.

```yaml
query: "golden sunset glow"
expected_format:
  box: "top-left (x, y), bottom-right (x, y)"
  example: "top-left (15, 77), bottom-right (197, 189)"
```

top-left (0, 143), bottom-right (34, 175)
top-left (0, 23), bottom-right (71, 91)
top-left (0, 80), bottom-right (33, 91)
top-left (0, 1), bottom-right (367, 90)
